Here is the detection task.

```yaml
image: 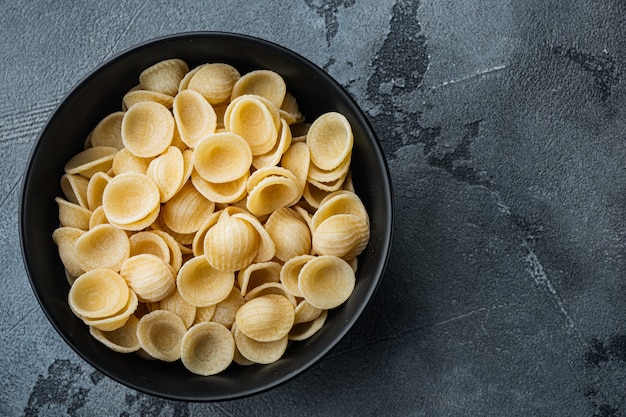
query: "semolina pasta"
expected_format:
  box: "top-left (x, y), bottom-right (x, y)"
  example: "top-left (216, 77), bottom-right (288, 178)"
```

top-left (52, 59), bottom-right (370, 376)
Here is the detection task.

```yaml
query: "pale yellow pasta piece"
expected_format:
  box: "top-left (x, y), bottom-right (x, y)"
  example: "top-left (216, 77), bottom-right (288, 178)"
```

top-left (264, 207), bottom-right (311, 262)
top-left (129, 231), bottom-right (171, 264)
top-left (152, 214), bottom-right (196, 246)
top-left (73, 224), bottom-right (130, 272)
top-left (64, 146), bottom-right (118, 178)
top-left (146, 146), bottom-right (185, 203)
top-left (307, 151), bottom-right (351, 184)
top-left (233, 324), bottom-right (288, 365)
top-left (91, 111), bottom-right (125, 149)
top-left (293, 300), bottom-right (323, 325)
top-left (139, 58), bottom-right (189, 96)
top-left (308, 174), bottom-right (347, 192)
top-left (162, 181), bottom-right (215, 234)
top-left (56, 197), bottom-right (92, 230)
top-left (89, 314), bottom-right (140, 353)
top-left (107, 204), bottom-right (160, 232)
top-left (150, 230), bottom-right (183, 272)
top-left (298, 255), bottom-right (355, 310)
top-left (60, 174), bottom-right (89, 208)
top-left (280, 141), bottom-right (310, 192)
top-left (181, 322), bottom-right (235, 376)
top-left (102, 172), bottom-right (160, 225)
top-left (68, 268), bottom-right (130, 319)
top-left (82, 289), bottom-right (138, 332)
top-left (279, 254), bottom-right (314, 298)
top-left (306, 112), bottom-right (353, 171)
top-left (122, 89), bottom-right (175, 111)
top-left (211, 287), bottom-right (244, 329)
top-left (302, 180), bottom-right (331, 209)
top-left (237, 261), bottom-right (281, 296)
top-left (191, 169), bottom-right (248, 205)
top-left (244, 282), bottom-right (297, 307)
top-left (230, 70), bottom-right (287, 109)
top-left (231, 324), bottom-right (255, 366)
top-left (311, 190), bottom-right (369, 233)
top-left (213, 103), bottom-right (228, 129)
top-left (159, 288), bottom-right (196, 329)
top-left (120, 254), bottom-right (176, 302)
top-left (312, 214), bottom-right (370, 259)
top-left (137, 309), bottom-right (186, 362)
top-left (246, 175), bottom-right (300, 216)
top-left (293, 204), bottom-right (314, 232)
top-left (246, 166), bottom-right (300, 194)
top-left (235, 294), bottom-right (295, 342)
top-left (224, 95), bottom-right (279, 156)
top-left (86, 171), bottom-right (111, 211)
top-left (193, 304), bottom-right (216, 324)
top-left (231, 212), bottom-right (276, 263)
top-left (289, 310), bottom-right (327, 341)
top-left (176, 256), bottom-right (234, 307)
top-left (52, 226), bottom-right (85, 278)
top-left (173, 89), bottom-right (217, 148)
top-left (121, 101), bottom-right (174, 158)
top-left (203, 217), bottom-right (258, 272)
top-left (252, 118), bottom-right (292, 169)
top-left (191, 210), bottom-right (221, 257)
top-left (193, 132), bottom-right (252, 184)
top-left (188, 63), bottom-right (240, 104)
top-left (111, 148), bottom-right (151, 176)
top-left (178, 64), bottom-right (207, 92)
top-left (279, 91), bottom-right (304, 125)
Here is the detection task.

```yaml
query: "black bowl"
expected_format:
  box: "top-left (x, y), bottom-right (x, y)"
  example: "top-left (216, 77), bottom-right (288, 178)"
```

top-left (20, 32), bottom-right (393, 401)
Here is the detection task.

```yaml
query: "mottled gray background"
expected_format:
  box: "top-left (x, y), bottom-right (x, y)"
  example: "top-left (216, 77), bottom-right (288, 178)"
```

top-left (2, 0), bottom-right (626, 416)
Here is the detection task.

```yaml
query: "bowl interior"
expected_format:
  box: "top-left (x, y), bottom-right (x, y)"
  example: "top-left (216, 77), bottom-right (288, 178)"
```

top-left (20, 32), bottom-right (393, 401)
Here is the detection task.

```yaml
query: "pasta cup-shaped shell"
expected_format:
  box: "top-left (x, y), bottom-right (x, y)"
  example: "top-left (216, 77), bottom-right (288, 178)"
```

top-left (237, 261), bottom-right (281, 296)
top-left (139, 58), bottom-right (189, 96)
top-left (88, 206), bottom-right (109, 229)
top-left (61, 174), bottom-right (89, 208)
top-left (73, 224), bottom-right (130, 272)
top-left (193, 132), bottom-right (252, 184)
top-left (264, 207), bottom-right (312, 262)
top-left (150, 230), bottom-right (183, 273)
top-left (246, 175), bottom-right (300, 217)
top-left (86, 171), bottom-right (111, 211)
top-left (68, 268), bottom-right (130, 319)
top-left (52, 227), bottom-right (85, 278)
top-left (181, 322), bottom-right (235, 376)
top-left (308, 174), bottom-right (347, 193)
top-left (225, 95), bottom-right (279, 156)
top-left (293, 300), bottom-right (323, 325)
top-left (188, 63), bottom-right (241, 104)
top-left (194, 304), bottom-right (217, 324)
top-left (102, 172), bottom-right (160, 225)
top-left (231, 324), bottom-right (255, 366)
top-left (306, 112), bottom-right (354, 171)
top-left (129, 231), bottom-right (171, 264)
top-left (234, 324), bottom-right (288, 365)
top-left (178, 64), bottom-right (207, 92)
top-left (91, 111), bottom-right (125, 149)
top-left (211, 287), bottom-right (245, 329)
top-left (302, 180), bottom-right (331, 209)
top-left (244, 282), bottom-right (297, 308)
top-left (252, 118), bottom-right (292, 169)
top-left (82, 289), bottom-right (138, 332)
top-left (298, 255), bottom-right (355, 310)
top-left (280, 142), bottom-right (310, 192)
top-left (231, 212), bottom-right (276, 263)
top-left (204, 217), bottom-right (258, 272)
top-left (89, 314), bottom-right (140, 353)
top-left (56, 197), bottom-right (92, 230)
top-left (307, 151), bottom-right (351, 183)
top-left (159, 288), bottom-right (197, 329)
top-left (122, 90), bottom-right (175, 110)
top-left (191, 210), bottom-right (221, 257)
top-left (120, 254), bottom-right (176, 302)
top-left (311, 190), bottom-right (369, 233)
top-left (279, 91), bottom-right (304, 125)
top-left (289, 309), bottom-right (328, 341)
top-left (108, 204), bottom-right (160, 232)
top-left (191, 169), bottom-right (248, 204)
top-left (279, 254), bottom-right (314, 298)
top-left (246, 166), bottom-right (300, 194)
top-left (162, 181), bottom-right (215, 234)
top-left (111, 148), bottom-right (150, 176)
top-left (173, 89), bottom-right (217, 148)
top-left (146, 146), bottom-right (185, 203)
top-left (231, 70), bottom-right (287, 109)
top-left (121, 101), bottom-right (174, 158)
top-left (137, 309), bottom-right (186, 362)
top-left (312, 214), bottom-right (370, 259)
top-left (235, 294), bottom-right (295, 342)
top-left (176, 256), bottom-right (234, 307)
top-left (64, 146), bottom-right (118, 178)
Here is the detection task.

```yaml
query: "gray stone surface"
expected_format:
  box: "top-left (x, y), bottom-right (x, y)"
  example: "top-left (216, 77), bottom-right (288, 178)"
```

top-left (2, 0), bottom-right (626, 415)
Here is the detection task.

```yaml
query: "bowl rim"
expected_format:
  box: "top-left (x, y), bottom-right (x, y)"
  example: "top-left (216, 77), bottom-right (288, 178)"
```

top-left (19, 31), bottom-right (394, 401)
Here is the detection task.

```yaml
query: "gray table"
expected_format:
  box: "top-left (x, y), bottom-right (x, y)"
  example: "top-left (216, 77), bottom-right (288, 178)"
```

top-left (2, 0), bottom-right (626, 415)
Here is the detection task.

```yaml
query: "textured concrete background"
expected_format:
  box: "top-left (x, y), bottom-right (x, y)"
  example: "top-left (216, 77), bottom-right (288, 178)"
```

top-left (2, 0), bottom-right (626, 415)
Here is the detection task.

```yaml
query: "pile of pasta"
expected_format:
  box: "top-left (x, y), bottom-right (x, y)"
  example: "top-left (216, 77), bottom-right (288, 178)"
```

top-left (52, 59), bottom-right (370, 376)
